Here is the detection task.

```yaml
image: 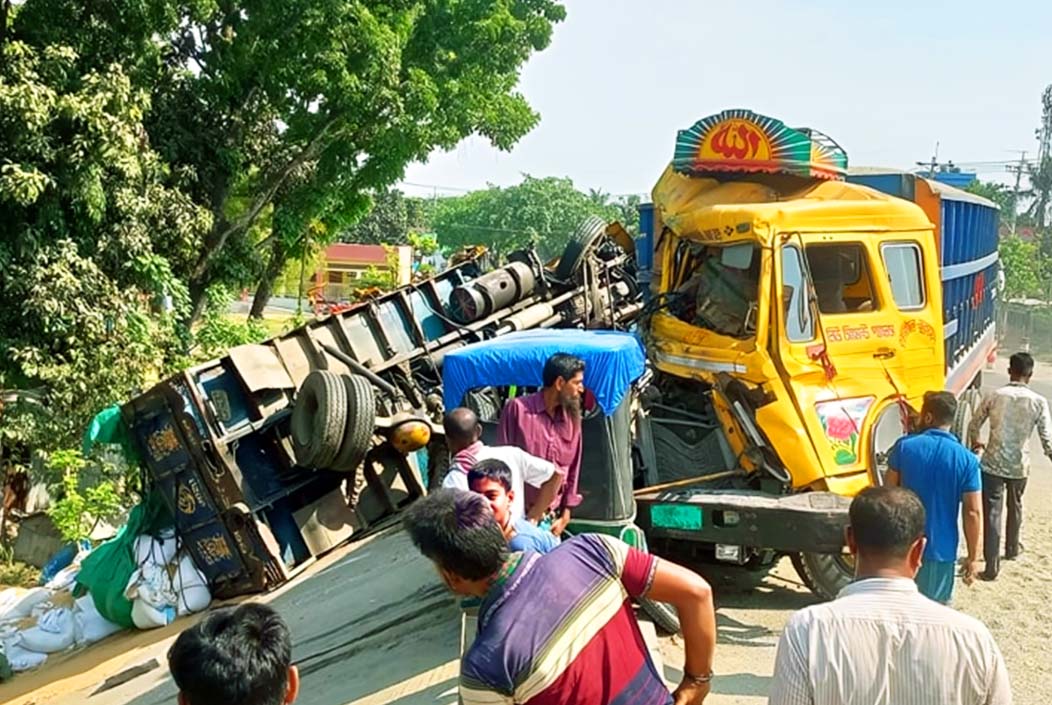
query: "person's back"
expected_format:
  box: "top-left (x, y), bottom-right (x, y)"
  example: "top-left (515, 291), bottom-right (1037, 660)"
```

top-left (168, 602), bottom-right (298, 705)
top-left (770, 486), bottom-right (1010, 705)
top-left (777, 581), bottom-right (1006, 705)
top-left (887, 391), bottom-right (982, 602)
top-left (462, 534), bottom-right (669, 704)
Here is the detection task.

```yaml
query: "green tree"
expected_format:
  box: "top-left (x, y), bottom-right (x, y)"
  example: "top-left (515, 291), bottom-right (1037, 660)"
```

top-left (432, 175), bottom-right (621, 258)
top-left (342, 189), bottom-right (411, 245)
top-left (0, 40), bottom-right (210, 455)
top-left (999, 236), bottom-right (1042, 300)
top-left (16, 0), bottom-right (567, 323)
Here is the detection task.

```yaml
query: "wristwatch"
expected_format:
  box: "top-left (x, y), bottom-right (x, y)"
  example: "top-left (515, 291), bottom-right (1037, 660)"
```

top-left (683, 669), bottom-right (714, 685)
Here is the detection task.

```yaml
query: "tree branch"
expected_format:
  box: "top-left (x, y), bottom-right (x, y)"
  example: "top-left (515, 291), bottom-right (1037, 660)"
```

top-left (0, 0), bottom-right (12, 63)
top-left (191, 117), bottom-right (340, 280)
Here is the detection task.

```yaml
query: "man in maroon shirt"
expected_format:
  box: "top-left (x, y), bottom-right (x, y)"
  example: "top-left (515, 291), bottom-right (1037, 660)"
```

top-left (498, 353), bottom-right (584, 536)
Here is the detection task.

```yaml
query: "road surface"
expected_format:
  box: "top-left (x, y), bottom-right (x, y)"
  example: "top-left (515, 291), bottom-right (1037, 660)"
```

top-left (3, 357), bottom-right (1050, 705)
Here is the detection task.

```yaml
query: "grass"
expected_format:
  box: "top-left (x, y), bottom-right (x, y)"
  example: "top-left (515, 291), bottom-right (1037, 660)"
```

top-left (0, 545), bottom-right (40, 589)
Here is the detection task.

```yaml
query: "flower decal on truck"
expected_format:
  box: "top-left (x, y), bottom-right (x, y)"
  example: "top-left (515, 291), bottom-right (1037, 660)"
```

top-left (816, 397), bottom-right (875, 466)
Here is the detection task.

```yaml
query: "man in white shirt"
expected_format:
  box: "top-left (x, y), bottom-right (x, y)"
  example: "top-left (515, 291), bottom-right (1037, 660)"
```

top-left (769, 486), bottom-right (1011, 705)
top-left (441, 407), bottom-right (561, 524)
top-left (968, 351), bottom-right (1052, 580)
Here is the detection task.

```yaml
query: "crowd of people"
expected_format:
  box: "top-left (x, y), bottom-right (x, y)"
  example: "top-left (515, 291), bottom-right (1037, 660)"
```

top-left (163, 351), bottom-right (1052, 705)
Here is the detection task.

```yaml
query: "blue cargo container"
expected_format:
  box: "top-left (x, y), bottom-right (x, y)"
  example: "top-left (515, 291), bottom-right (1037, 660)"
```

top-left (847, 171), bottom-right (999, 394)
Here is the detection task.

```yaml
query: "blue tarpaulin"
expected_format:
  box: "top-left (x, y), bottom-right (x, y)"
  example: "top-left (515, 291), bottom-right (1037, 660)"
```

top-left (442, 329), bottom-right (646, 417)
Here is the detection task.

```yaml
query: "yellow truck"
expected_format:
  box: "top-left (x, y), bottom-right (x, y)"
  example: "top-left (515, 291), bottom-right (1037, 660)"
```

top-left (634, 109), bottom-right (1000, 598)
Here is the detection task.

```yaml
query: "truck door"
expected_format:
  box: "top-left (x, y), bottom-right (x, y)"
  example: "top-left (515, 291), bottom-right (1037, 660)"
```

top-left (774, 235), bottom-right (939, 486)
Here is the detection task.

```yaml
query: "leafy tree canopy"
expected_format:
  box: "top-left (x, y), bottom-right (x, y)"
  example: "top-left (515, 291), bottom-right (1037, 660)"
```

top-left (431, 175), bottom-right (629, 259)
top-left (15, 0), bottom-right (567, 320)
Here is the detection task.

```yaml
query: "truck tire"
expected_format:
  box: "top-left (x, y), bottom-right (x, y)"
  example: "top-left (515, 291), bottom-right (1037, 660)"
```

top-left (952, 388), bottom-right (981, 442)
top-left (330, 374), bottom-right (376, 473)
top-left (555, 216), bottom-right (607, 282)
top-left (291, 370), bottom-right (348, 468)
top-left (638, 597), bottom-right (681, 636)
top-left (791, 551), bottom-right (854, 602)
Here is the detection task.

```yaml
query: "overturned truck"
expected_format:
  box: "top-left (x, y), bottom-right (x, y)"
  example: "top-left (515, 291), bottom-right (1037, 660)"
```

top-left (121, 221), bottom-right (640, 598)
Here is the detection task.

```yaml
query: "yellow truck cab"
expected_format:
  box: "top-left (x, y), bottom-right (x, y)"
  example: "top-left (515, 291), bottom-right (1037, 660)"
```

top-left (635, 110), bottom-right (999, 598)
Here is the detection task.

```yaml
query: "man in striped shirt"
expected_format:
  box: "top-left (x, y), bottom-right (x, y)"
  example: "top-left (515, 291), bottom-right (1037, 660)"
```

top-left (403, 489), bottom-right (718, 705)
top-left (769, 486), bottom-right (1011, 705)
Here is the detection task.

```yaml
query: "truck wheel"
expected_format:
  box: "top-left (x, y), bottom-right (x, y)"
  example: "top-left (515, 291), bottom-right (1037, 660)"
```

top-left (555, 216), bottom-right (607, 282)
top-left (329, 374), bottom-right (376, 472)
top-left (791, 551), bottom-right (854, 602)
top-left (952, 388), bottom-right (981, 442)
top-left (638, 597), bottom-right (681, 636)
top-left (292, 370), bottom-right (348, 468)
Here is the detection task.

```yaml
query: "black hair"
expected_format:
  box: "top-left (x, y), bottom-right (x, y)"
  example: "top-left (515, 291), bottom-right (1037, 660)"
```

top-left (168, 603), bottom-right (291, 705)
top-left (849, 486), bottom-right (926, 559)
top-left (922, 391), bottom-right (957, 428)
top-left (1010, 351), bottom-right (1035, 379)
top-left (468, 458), bottom-right (513, 492)
top-left (542, 353), bottom-right (585, 388)
top-left (402, 488), bottom-right (508, 581)
top-left (443, 407), bottom-right (480, 446)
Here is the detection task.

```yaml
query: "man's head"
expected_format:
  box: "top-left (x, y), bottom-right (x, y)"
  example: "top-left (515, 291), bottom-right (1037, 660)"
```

top-left (541, 353), bottom-right (585, 418)
top-left (168, 603), bottom-right (298, 705)
top-left (443, 407), bottom-right (482, 453)
top-left (846, 486), bottom-right (926, 578)
top-left (402, 488), bottom-right (509, 596)
top-left (920, 391), bottom-right (957, 430)
top-left (468, 459), bottom-right (515, 528)
top-left (1009, 352), bottom-right (1035, 383)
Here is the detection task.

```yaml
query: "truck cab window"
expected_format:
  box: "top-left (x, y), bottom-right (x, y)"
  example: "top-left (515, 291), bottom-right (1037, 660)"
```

top-left (804, 243), bottom-right (875, 314)
top-left (673, 242), bottom-right (761, 338)
top-left (882, 243), bottom-right (925, 309)
top-left (781, 246), bottom-right (815, 342)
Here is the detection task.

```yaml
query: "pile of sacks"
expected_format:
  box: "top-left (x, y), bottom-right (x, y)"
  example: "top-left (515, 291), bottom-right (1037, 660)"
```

top-left (124, 532), bottom-right (211, 630)
top-left (0, 549), bottom-right (124, 673)
top-left (0, 531), bottom-right (212, 674)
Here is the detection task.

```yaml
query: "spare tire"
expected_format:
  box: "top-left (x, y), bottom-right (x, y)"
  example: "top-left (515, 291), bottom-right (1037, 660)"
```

top-left (555, 216), bottom-right (608, 282)
top-left (292, 370), bottom-right (348, 468)
top-left (330, 374), bottom-right (377, 473)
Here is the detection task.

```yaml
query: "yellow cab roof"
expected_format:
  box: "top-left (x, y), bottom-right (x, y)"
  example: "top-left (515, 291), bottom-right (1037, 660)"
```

top-left (653, 165), bottom-right (934, 245)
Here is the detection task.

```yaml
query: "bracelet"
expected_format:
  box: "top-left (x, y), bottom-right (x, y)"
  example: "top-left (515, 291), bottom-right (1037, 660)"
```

top-left (683, 669), bottom-right (714, 685)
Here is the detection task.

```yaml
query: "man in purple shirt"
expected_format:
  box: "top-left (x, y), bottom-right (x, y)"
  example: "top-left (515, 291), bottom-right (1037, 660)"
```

top-left (498, 353), bottom-right (584, 536)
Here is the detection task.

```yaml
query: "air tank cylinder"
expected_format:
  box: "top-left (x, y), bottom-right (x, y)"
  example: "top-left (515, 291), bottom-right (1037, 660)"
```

top-left (449, 262), bottom-right (537, 322)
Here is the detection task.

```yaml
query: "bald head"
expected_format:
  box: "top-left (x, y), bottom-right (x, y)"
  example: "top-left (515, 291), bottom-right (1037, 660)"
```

top-left (443, 407), bottom-right (481, 452)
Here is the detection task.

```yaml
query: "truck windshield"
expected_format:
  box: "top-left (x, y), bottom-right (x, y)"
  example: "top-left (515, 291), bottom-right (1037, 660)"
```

top-left (673, 242), bottom-right (761, 338)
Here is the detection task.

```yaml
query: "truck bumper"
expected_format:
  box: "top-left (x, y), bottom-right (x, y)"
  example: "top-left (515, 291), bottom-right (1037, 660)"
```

top-left (636, 489), bottom-right (850, 554)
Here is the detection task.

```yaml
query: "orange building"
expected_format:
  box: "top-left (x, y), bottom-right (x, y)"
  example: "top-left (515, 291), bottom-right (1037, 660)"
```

top-left (312, 243), bottom-right (412, 300)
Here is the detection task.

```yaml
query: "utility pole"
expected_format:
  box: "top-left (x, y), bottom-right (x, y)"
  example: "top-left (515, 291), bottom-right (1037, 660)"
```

top-left (915, 142), bottom-right (940, 178)
top-left (1006, 150), bottom-right (1028, 235)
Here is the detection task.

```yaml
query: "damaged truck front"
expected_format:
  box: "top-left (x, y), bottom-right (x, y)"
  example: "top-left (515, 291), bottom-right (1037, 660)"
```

top-left (634, 110), bottom-right (999, 599)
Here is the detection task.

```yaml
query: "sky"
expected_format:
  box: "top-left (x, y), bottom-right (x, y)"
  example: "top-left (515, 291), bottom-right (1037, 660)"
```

top-left (400, 0), bottom-right (1052, 200)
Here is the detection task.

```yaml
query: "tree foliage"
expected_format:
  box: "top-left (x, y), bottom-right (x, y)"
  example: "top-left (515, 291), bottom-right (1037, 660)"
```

top-left (999, 236), bottom-right (1043, 300)
top-left (432, 175), bottom-right (623, 258)
top-left (0, 40), bottom-right (210, 453)
top-left (342, 189), bottom-right (412, 245)
top-left (15, 0), bottom-right (567, 322)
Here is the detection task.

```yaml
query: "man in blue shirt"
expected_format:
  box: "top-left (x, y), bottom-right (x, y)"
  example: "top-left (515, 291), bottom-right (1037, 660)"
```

top-left (468, 459), bottom-right (559, 554)
top-left (886, 391), bottom-right (983, 603)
